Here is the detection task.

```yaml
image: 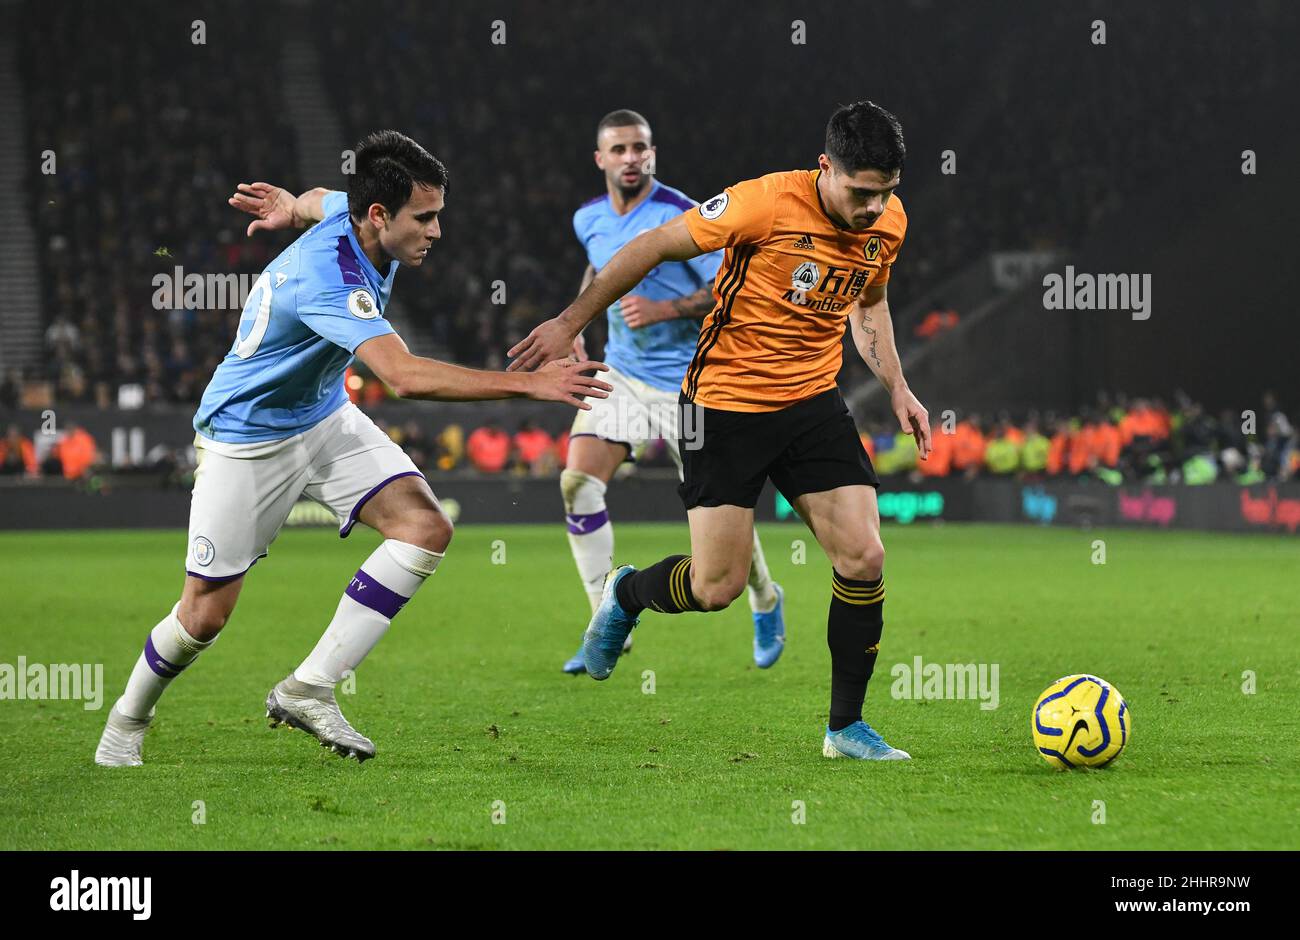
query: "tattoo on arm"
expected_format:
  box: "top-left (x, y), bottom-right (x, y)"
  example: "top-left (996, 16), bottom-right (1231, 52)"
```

top-left (670, 286), bottom-right (715, 320)
top-left (860, 310), bottom-right (882, 369)
top-left (865, 326), bottom-right (882, 369)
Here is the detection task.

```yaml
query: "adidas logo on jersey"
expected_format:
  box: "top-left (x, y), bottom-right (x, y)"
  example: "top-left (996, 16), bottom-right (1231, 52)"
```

top-left (792, 234), bottom-right (815, 251)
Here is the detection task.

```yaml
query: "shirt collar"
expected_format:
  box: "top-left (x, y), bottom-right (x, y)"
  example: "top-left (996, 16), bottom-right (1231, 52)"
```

top-left (343, 217), bottom-right (390, 285)
top-left (609, 178), bottom-right (660, 217)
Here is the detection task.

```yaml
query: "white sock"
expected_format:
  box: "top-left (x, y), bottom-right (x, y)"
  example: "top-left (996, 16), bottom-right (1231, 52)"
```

top-left (747, 529), bottom-right (779, 612)
top-left (118, 602), bottom-right (214, 720)
top-left (562, 469), bottom-right (615, 614)
top-left (294, 539), bottom-right (442, 688)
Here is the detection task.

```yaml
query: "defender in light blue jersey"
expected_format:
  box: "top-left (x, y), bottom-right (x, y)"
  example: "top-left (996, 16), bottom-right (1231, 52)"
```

top-left (97, 131), bottom-right (612, 768)
top-left (557, 110), bottom-right (788, 675)
top-left (573, 176), bottom-right (720, 391)
top-left (192, 187), bottom-right (398, 444)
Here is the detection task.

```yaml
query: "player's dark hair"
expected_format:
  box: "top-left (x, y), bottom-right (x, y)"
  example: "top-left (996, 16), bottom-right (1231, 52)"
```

top-left (825, 101), bottom-right (905, 175)
top-left (595, 109), bottom-right (651, 145)
top-left (348, 130), bottom-right (449, 220)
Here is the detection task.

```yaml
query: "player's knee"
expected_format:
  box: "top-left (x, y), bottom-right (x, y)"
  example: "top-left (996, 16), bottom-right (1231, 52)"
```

top-left (421, 507), bottom-right (455, 553)
top-left (560, 468), bottom-right (605, 513)
top-left (178, 600), bottom-right (231, 642)
top-left (692, 571), bottom-right (747, 612)
top-left (838, 538), bottom-right (885, 582)
top-left (391, 506), bottom-right (453, 553)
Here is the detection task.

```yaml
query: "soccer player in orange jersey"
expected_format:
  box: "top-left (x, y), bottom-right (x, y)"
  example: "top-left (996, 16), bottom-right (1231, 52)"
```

top-left (510, 101), bottom-right (931, 760)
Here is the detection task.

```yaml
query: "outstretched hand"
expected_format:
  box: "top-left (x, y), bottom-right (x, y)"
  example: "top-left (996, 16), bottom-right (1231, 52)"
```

top-left (508, 317), bottom-right (578, 373)
top-left (228, 182), bottom-right (297, 237)
top-left (529, 359), bottom-right (613, 409)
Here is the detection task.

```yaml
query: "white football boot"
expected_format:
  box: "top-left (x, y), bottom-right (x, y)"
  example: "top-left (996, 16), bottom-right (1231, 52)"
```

top-left (265, 674), bottom-right (376, 762)
top-left (94, 699), bottom-right (153, 767)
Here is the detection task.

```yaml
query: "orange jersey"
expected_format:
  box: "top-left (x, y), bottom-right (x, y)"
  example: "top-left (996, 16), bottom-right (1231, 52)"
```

top-left (682, 170), bottom-right (906, 412)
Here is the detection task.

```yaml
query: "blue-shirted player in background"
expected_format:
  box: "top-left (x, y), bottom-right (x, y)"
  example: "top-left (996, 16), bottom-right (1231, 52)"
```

top-left (559, 110), bottom-right (787, 674)
top-left (96, 130), bottom-right (611, 766)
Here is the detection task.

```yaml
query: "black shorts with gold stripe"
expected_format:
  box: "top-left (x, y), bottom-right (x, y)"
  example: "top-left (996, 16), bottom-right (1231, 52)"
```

top-left (676, 387), bottom-right (879, 510)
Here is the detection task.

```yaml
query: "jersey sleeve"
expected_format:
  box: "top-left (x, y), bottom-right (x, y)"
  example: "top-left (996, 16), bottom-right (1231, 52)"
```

top-left (573, 208), bottom-right (594, 250)
top-left (297, 284), bottom-right (395, 352)
top-left (683, 176), bottom-right (777, 253)
top-left (321, 190), bottom-right (348, 219)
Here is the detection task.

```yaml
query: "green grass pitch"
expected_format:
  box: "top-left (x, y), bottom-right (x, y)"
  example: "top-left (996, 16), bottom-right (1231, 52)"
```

top-left (1, 522), bottom-right (1297, 850)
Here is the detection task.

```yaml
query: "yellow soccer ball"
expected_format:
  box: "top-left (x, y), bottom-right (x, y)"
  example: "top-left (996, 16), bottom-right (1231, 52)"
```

top-left (1031, 674), bottom-right (1130, 769)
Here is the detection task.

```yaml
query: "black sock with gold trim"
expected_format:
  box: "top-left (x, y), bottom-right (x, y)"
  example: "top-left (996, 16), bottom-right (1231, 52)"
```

top-left (827, 570), bottom-right (885, 732)
top-left (615, 555), bottom-right (701, 616)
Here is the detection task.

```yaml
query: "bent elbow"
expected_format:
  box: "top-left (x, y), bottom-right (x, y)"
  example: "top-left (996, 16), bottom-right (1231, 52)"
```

top-left (379, 369), bottom-right (410, 399)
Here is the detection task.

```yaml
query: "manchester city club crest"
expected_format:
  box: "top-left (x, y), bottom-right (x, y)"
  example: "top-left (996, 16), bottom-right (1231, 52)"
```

top-left (192, 536), bottom-right (215, 567)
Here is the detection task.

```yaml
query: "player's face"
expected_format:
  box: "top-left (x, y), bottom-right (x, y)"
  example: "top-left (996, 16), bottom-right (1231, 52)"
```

top-left (379, 183), bottom-right (445, 266)
top-left (594, 125), bottom-right (656, 197)
top-left (819, 156), bottom-right (899, 230)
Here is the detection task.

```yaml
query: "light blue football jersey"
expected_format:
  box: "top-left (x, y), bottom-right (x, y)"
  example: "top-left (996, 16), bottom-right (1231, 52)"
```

top-left (194, 191), bottom-right (398, 443)
top-left (573, 179), bottom-right (722, 392)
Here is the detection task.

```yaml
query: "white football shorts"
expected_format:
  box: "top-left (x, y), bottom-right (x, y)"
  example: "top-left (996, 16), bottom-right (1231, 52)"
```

top-left (185, 401), bottom-right (423, 581)
top-left (569, 365), bottom-right (685, 475)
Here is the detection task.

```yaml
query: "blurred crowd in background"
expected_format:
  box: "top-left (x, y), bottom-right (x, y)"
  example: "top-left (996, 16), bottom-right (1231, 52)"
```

top-left (860, 391), bottom-right (1297, 486)
top-left (5, 388), bottom-right (1294, 488)
top-left (12, 2), bottom-right (1289, 415)
top-left (20, 3), bottom-right (294, 411)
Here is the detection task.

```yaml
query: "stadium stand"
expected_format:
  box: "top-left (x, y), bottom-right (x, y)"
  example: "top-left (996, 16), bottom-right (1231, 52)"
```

top-left (7, 0), bottom-right (1297, 489)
